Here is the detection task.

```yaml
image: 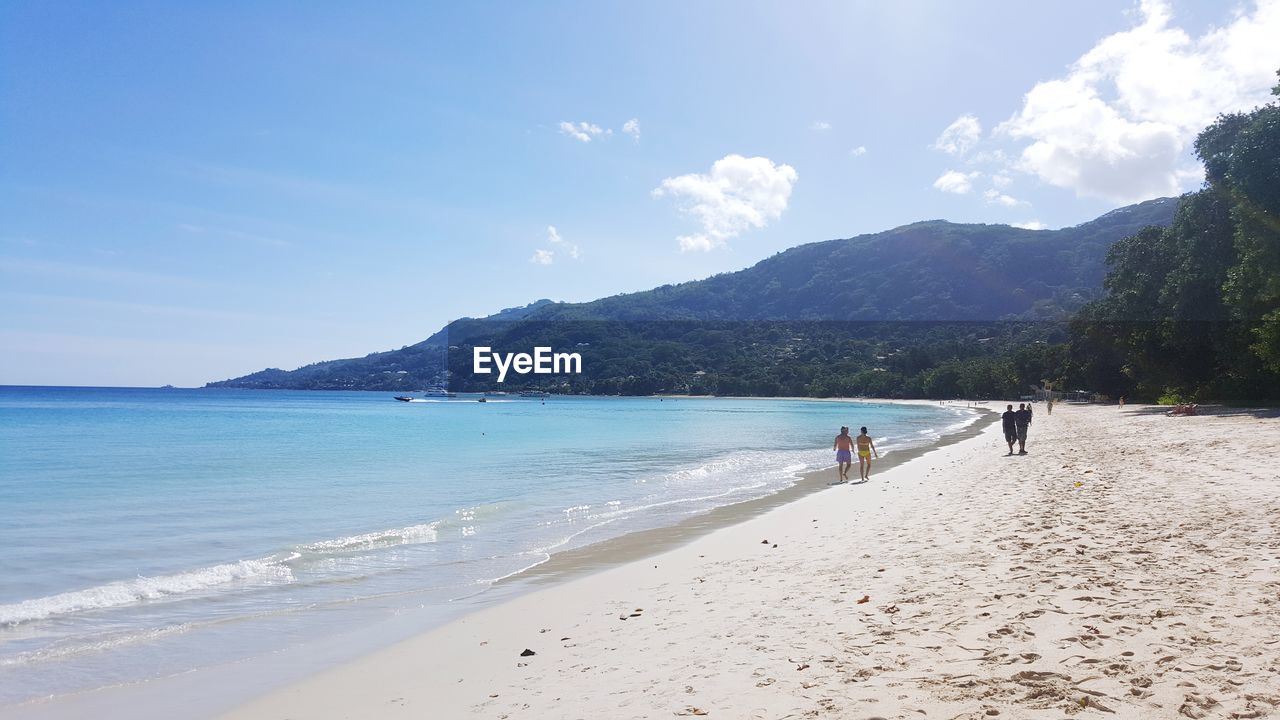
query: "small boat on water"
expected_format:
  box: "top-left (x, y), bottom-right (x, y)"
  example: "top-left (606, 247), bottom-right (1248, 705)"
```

top-left (477, 397), bottom-right (487, 403)
top-left (394, 390), bottom-right (457, 402)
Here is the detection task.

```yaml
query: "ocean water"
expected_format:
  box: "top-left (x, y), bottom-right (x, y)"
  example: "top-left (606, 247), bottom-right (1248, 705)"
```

top-left (0, 387), bottom-right (974, 708)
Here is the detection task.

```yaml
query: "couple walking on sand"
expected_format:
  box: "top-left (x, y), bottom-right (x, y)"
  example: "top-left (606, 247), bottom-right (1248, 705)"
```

top-left (833, 426), bottom-right (878, 483)
top-left (1001, 403), bottom-right (1033, 455)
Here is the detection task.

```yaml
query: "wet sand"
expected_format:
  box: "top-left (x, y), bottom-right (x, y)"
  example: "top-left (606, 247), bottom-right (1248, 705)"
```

top-left (520, 406), bottom-right (992, 585)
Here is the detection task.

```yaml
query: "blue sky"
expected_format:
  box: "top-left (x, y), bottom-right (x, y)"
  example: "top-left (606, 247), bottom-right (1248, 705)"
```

top-left (2, 1), bottom-right (1278, 386)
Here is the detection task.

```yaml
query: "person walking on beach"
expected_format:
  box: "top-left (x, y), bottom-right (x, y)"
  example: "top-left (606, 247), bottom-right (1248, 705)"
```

top-left (1014, 402), bottom-right (1032, 455)
top-left (856, 427), bottom-right (878, 481)
top-left (1001, 404), bottom-right (1018, 455)
top-left (833, 426), bottom-right (854, 482)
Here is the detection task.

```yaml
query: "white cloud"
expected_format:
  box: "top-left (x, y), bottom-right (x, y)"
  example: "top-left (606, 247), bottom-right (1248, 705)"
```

top-left (811, 121), bottom-right (832, 131)
top-left (545, 224), bottom-right (580, 260)
top-left (653, 154), bottom-right (798, 253)
top-left (530, 225), bottom-right (579, 265)
top-left (933, 170), bottom-right (980, 194)
top-left (997, 0), bottom-right (1280, 203)
top-left (933, 114), bottom-right (982, 156)
top-left (677, 235), bottom-right (719, 253)
top-left (850, 145), bottom-right (868, 156)
top-left (992, 173), bottom-right (1012, 189)
top-left (558, 121), bottom-right (610, 143)
top-left (622, 118), bottom-right (641, 141)
top-left (1012, 220), bottom-right (1047, 230)
top-left (983, 188), bottom-right (1026, 207)
top-left (968, 149), bottom-right (1008, 165)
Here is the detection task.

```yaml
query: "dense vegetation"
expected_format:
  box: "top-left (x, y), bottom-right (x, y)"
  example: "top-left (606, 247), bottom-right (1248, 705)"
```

top-left (1064, 71), bottom-right (1280, 403)
top-left (442, 320), bottom-right (1072, 398)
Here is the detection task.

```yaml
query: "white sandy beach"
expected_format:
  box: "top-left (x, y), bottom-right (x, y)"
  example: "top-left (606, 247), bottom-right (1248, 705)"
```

top-left (221, 403), bottom-right (1280, 720)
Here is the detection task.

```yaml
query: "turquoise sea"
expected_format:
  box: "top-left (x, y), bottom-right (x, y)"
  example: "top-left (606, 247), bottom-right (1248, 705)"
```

top-left (0, 387), bottom-right (974, 710)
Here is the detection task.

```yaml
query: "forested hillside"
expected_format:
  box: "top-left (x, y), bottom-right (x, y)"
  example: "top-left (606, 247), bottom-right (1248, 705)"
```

top-left (209, 198), bottom-right (1175, 394)
top-left (531, 199), bottom-right (1175, 323)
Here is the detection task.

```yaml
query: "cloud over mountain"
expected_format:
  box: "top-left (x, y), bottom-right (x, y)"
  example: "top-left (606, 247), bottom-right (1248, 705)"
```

top-left (997, 0), bottom-right (1280, 203)
top-left (653, 155), bottom-right (798, 253)
top-left (934, 114), bottom-right (982, 156)
top-left (528, 225), bottom-right (579, 265)
top-left (933, 170), bottom-right (980, 194)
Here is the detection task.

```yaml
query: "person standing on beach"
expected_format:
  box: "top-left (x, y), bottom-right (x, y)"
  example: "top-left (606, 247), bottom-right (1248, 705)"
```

top-left (1001, 404), bottom-right (1018, 455)
top-left (1014, 403), bottom-right (1032, 455)
top-left (833, 426), bottom-right (854, 482)
top-left (856, 426), bottom-right (878, 481)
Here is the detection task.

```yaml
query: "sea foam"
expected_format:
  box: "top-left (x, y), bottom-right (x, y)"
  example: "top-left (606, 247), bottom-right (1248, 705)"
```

top-left (1, 521), bottom-right (445, 627)
top-left (0, 559), bottom-right (292, 626)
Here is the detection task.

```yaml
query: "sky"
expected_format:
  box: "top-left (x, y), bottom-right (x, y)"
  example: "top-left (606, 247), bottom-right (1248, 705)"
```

top-left (2, 0), bottom-right (1278, 387)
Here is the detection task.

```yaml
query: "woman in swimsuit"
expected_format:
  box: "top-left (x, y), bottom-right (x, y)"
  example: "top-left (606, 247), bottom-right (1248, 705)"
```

top-left (856, 426), bottom-right (879, 481)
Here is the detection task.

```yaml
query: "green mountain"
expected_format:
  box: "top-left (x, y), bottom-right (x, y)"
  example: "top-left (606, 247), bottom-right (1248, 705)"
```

top-left (532, 198), bottom-right (1176, 323)
top-left (208, 197), bottom-right (1177, 394)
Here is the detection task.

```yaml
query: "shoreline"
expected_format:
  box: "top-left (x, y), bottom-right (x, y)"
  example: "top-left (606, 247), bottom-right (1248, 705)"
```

top-left (5, 399), bottom-right (983, 720)
top-left (210, 403), bottom-right (1001, 720)
top-left (214, 403), bottom-right (1280, 719)
top-left (515, 404), bottom-right (993, 586)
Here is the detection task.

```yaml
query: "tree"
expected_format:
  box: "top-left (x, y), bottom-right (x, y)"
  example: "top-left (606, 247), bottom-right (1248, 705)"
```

top-left (1070, 67), bottom-right (1280, 401)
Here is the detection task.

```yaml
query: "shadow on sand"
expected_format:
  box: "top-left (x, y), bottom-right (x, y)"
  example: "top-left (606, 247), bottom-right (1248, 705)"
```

top-left (1123, 405), bottom-right (1280, 419)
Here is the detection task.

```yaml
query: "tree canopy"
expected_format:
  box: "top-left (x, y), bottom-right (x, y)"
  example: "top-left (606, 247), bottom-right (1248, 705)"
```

top-left (1068, 70), bottom-right (1280, 402)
